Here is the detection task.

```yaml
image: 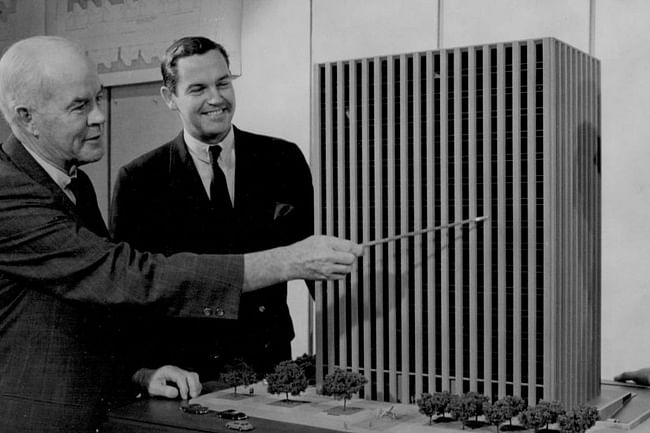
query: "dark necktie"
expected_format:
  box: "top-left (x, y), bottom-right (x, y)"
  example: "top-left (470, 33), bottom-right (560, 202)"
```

top-left (67, 171), bottom-right (109, 237)
top-left (208, 145), bottom-right (232, 210)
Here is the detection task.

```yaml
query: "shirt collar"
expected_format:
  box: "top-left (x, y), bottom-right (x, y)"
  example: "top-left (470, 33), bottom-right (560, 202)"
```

top-left (22, 144), bottom-right (77, 191)
top-left (184, 127), bottom-right (235, 165)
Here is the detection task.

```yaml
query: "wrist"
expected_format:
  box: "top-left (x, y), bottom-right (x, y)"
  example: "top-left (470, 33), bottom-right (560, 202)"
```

top-left (243, 246), bottom-right (292, 292)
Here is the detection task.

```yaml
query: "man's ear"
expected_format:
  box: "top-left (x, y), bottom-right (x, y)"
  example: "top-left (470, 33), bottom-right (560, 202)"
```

top-left (160, 86), bottom-right (178, 111)
top-left (15, 106), bottom-right (38, 136)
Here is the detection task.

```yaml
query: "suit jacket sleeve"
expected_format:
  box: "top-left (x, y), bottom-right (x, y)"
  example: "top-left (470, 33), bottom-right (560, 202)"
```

top-left (0, 163), bottom-right (242, 319)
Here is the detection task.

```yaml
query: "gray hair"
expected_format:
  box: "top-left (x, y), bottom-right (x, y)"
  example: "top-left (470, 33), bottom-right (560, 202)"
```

top-left (0, 36), bottom-right (86, 126)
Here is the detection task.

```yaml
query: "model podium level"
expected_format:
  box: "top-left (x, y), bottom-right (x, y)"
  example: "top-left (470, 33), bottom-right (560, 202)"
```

top-left (312, 38), bottom-right (601, 409)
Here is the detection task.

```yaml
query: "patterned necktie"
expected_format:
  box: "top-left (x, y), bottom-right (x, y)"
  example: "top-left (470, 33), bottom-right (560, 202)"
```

top-left (208, 145), bottom-right (232, 209)
top-left (67, 171), bottom-right (109, 237)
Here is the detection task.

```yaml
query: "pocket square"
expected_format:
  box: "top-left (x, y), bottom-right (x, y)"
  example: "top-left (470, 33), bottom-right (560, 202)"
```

top-left (273, 202), bottom-right (294, 220)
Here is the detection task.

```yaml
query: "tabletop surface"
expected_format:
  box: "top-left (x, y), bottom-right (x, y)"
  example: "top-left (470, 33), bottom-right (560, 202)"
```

top-left (105, 381), bottom-right (650, 433)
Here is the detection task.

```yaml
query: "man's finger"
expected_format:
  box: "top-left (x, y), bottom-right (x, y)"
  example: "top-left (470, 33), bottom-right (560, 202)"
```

top-left (151, 366), bottom-right (189, 399)
top-left (159, 384), bottom-right (180, 399)
top-left (614, 369), bottom-right (650, 386)
top-left (171, 371), bottom-right (190, 399)
top-left (329, 239), bottom-right (364, 256)
top-left (187, 372), bottom-right (202, 398)
top-left (614, 372), bottom-right (629, 382)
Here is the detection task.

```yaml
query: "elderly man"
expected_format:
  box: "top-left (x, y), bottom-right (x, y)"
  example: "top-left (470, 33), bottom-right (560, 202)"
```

top-left (0, 36), bottom-right (361, 432)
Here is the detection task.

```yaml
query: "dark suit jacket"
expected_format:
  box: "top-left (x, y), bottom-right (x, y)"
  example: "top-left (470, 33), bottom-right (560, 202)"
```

top-left (0, 135), bottom-right (244, 432)
top-left (110, 126), bottom-right (314, 378)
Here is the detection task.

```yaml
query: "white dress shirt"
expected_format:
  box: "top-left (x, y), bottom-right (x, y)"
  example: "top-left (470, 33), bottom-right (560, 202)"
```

top-left (184, 128), bottom-right (236, 205)
top-left (22, 144), bottom-right (78, 203)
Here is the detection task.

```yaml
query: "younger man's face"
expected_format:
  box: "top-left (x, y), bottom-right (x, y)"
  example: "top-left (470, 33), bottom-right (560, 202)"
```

top-left (162, 49), bottom-right (235, 144)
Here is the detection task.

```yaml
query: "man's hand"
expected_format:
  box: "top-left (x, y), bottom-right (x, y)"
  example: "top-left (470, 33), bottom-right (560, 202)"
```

top-left (614, 368), bottom-right (650, 386)
top-left (132, 365), bottom-right (202, 399)
top-left (283, 235), bottom-right (364, 281)
top-left (243, 235), bottom-right (363, 291)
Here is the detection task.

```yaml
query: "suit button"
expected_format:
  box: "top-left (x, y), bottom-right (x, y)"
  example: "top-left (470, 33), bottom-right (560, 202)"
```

top-left (203, 307), bottom-right (212, 317)
top-left (258, 305), bottom-right (266, 313)
top-left (215, 307), bottom-right (225, 317)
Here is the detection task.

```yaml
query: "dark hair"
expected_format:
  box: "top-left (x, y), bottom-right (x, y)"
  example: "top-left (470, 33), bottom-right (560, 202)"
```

top-left (161, 36), bottom-right (230, 94)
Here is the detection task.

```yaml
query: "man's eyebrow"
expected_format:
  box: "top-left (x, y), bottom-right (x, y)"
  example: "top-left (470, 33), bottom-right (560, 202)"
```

top-left (65, 87), bottom-right (104, 109)
top-left (65, 96), bottom-right (90, 109)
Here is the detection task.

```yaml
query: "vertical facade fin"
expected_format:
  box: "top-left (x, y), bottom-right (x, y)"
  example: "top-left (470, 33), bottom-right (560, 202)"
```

top-left (313, 64), bottom-right (324, 387)
top-left (348, 60), bottom-right (360, 373)
top-left (440, 48), bottom-right (451, 392)
top-left (496, 43), bottom-right (507, 399)
top-left (512, 42), bottom-right (523, 398)
top-left (399, 53), bottom-right (411, 403)
top-left (453, 47), bottom-right (464, 395)
top-left (526, 40), bottom-right (538, 405)
top-left (360, 58), bottom-right (372, 395)
top-left (374, 56), bottom-right (385, 401)
top-left (482, 44), bottom-right (494, 400)
top-left (336, 61), bottom-right (348, 370)
top-left (468, 46), bottom-right (478, 393)
top-left (413, 52), bottom-right (425, 399)
top-left (425, 51), bottom-right (437, 394)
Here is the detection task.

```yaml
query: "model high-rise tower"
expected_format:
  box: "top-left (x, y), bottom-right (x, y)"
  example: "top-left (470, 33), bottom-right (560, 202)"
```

top-left (312, 38), bottom-right (601, 408)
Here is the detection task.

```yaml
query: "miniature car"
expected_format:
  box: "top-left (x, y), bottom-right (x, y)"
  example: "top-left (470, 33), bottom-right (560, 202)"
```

top-left (218, 409), bottom-right (248, 420)
top-left (180, 403), bottom-right (210, 415)
top-left (226, 420), bottom-right (255, 431)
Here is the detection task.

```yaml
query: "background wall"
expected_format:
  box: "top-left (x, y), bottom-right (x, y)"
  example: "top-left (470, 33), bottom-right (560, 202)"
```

top-left (1, 0), bottom-right (648, 381)
top-left (237, 0), bottom-right (313, 358)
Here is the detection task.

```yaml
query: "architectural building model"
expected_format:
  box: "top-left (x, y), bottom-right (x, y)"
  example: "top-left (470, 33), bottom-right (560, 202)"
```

top-left (312, 37), bottom-right (601, 408)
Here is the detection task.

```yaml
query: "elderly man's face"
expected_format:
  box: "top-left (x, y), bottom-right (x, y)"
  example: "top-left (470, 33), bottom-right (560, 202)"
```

top-left (162, 49), bottom-right (235, 144)
top-left (32, 56), bottom-right (106, 168)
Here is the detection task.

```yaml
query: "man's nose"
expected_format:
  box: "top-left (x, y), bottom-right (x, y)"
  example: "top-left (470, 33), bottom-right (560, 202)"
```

top-left (88, 102), bottom-right (106, 125)
top-left (206, 86), bottom-right (226, 104)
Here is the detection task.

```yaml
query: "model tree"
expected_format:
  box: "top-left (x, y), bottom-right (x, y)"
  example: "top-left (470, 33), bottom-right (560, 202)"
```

top-left (519, 401), bottom-right (565, 432)
top-left (483, 400), bottom-right (510, 433)
top-left (448, 394), bottom-right (471, 429)
top-left (557, 406), bottom-right (599, 433)
top-left (538, 400), bottom-right (565, 431)
top-left (500, 395), bottom-right (527, 430)
top-left (464, 392), bottom-right (490, 426)
top-left (417, 393), bottom-right (436, 424)
top-left (449, 392), bottom-right (489, 429)
top-left (519, 406), bottom-right (546, 433)
top-left (220, 359), bottom-right (257, 396)
top-left (266, 360), bottom-right (308, 402)
top-left (434, 391), bottom-right (454, 421)
top-left (294, 353), bottom-right (316, 385)
top-left (321, 368), bottom-right (367, 411)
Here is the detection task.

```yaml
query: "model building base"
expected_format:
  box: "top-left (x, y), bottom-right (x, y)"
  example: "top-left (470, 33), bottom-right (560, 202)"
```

top-left (190, 382), bottom-right (650, 433)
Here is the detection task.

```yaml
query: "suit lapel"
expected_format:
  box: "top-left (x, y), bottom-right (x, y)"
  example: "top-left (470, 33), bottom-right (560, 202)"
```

top-left (2, 134), bottom-right (108, 236)
top-left (2, 135), bottom-right (76, 213)
top-left (232, 126), bottom-right (260, 212)
top-left (232, 127), bottom-right (276, 224)
top-left (168, 132), bottom-right (213, 209)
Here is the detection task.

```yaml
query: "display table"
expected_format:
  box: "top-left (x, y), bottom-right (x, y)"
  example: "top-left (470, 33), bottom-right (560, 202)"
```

top-left (103, 398), bottom-right (343, 433)
top-left (104, 382), bottom-right (650, 433)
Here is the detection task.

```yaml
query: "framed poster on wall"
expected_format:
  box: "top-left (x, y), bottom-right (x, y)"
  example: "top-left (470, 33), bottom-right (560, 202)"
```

top-left (51, 0), bottom-right (242, 86)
